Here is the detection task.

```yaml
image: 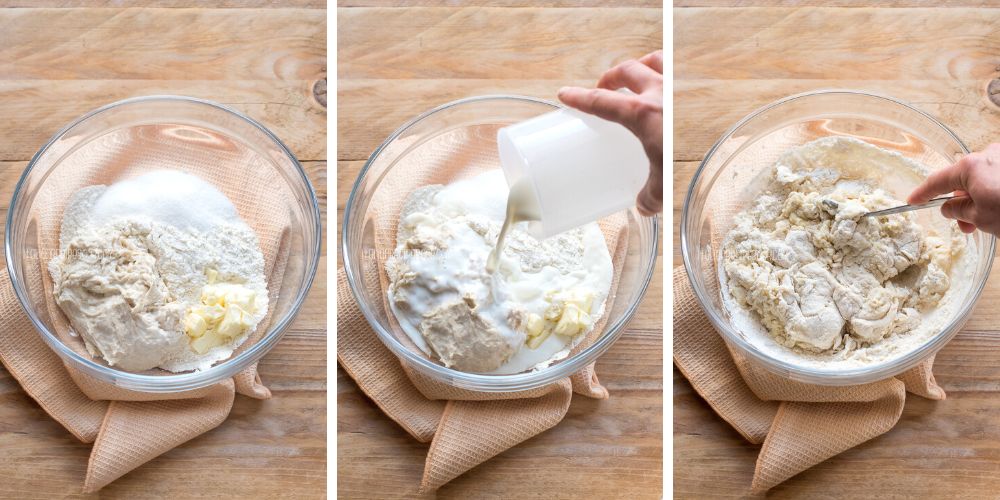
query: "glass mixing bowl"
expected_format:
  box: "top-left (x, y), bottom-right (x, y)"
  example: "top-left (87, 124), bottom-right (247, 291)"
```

top-left (342, 95), bottom-right (659, 392)
top-left (681, 89), bottom-right (995, 386)
top-left (6, 95), bottom-right (322, 393)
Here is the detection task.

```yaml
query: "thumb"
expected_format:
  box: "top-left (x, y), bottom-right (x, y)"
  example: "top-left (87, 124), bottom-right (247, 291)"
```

top-left (940, 196), bottom-right (977, 223)
top-left (908, 160), bottom-right (970, 204)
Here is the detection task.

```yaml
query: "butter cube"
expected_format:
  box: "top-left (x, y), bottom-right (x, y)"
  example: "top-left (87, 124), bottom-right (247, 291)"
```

top-left (525, 313), bottom-right (545, 337)
top-left (193, 304), bottom-right (226, 324)
top-left (188, 282), bottom-right (259, 353)
top-left (543, 304), bottom-right (562, 321)
top-left (227, 288), bottom-right (257, 312)
top-left (183, 313), bottom-right (208, 338)
top-left (527, 328), bottom-right (552, 349)
top-left (191, 332), bottom-right (226, 354)
top-left (216, 305), bottom-right (248, 339)
top-left (553, 303), bottom-right (591, 338)
top-left (201, 283), bottom-right (257, 313)
top-left (201, 286), bottom-right (228, 307)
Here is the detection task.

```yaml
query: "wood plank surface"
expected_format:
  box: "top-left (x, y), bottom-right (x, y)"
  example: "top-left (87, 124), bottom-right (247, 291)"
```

top-left (0, 7), bottom-right (326, 161)
top-left (674, 79), bottom-right (1000, 162)
top-left (0, 81), bottom-right (326, 162)
top-left (0, 5), bottom-right (327, 499)
top-left (674, 5), bottom-right (1000, 499)
top-left (337, 3), bottom-right (663, 498)
top-left (340, 1), bottom-right (661, 7)
top-left (337, 5), bottom-right (663, 161)
top-left (676, 1), bottom-right (998, 6)
top-left (677, 9), bottom-right (998, 81)
top-left (0, 1), bottom-right (325, 6)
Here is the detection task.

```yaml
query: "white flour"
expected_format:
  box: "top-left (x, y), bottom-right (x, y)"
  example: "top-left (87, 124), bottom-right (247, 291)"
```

top-left (49, 170), bottom-right (268, 372)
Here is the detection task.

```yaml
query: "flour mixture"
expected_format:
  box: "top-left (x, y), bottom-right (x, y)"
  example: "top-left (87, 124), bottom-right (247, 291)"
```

top-left (720, 137), bottom-right (977, 368)
top-left (386, 170), bottom-right (614, 374)
top-left (49, 170), bottom-right (269, 372)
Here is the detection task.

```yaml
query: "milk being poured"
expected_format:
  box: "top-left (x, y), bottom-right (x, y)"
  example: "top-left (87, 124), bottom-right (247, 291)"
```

top-left (486, 178), bottom-right (542, 273)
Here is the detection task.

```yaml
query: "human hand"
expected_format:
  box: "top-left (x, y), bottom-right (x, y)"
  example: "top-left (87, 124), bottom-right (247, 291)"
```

top-left (908, 143), bottom-right (1000, 236)
top-left (557, 50), bottom-right (663, 216)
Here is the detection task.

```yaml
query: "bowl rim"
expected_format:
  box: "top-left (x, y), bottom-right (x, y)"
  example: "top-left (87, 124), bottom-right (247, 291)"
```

top-left (5, 94), bottom-right (323, 392)
top-left (680, 88), bottom-right (996, 385)
top-left (342, 94), bottom-right (660, 392)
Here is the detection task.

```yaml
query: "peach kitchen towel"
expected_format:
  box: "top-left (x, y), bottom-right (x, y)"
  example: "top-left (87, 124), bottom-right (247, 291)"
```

top-left (673, 266), bottom-right (945, 491)
top-left (0, 267), bottom-right (271, 492)
top-left (338, 268), bottom-right (610, 493)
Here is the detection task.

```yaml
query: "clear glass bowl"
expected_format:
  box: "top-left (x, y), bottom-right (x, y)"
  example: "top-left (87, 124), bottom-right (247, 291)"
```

top-left (6, 95), bottom-right (322, 393)
top-left (342, 95), bottom-right (659, 392)
top-left (681, 89), bottom-right (995, 386)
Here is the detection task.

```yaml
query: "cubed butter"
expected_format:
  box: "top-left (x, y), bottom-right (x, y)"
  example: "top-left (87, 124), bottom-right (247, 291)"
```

top-left (226, 288), bottom-right (256, 312)
top-left (185, 278), bottom-right (259, 352)
top-left (216, 305), bottom-right (250, 339)
top-left (201, 286), bottom-right (227, 307)
top-left (526, 328), bottom-right (552, 349)
top-left (195, 304), bottom-right (226, 323)
top-left (183, 313), bottom-right (208, 338)
top-left (553, 303), bottom-right (592, 338)
top-left (201, 283), bottom-right (258, 311)
top-left (525, 313), bottom-right (545, 337)
top-left (191, 331), bottom-right (227, 354)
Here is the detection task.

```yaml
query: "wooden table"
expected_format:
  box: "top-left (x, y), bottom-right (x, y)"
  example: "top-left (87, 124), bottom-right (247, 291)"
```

top-left (674, 2), bottom-right (1000, 498)
top-left (337, 2), bottom-right (662, 498)
top-left (0, 4), bottom-right (327, 498)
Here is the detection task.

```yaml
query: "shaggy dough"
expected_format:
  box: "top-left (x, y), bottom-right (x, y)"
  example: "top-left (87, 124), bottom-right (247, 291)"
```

top-left (722, 160), bottom-right (961, 354)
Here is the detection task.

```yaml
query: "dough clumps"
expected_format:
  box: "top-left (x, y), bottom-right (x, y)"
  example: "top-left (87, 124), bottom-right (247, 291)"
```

top-left (723, 159), bottom-right (961, 354)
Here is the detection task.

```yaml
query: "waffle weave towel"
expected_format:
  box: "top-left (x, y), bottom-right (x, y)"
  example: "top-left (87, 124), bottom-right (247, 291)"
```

top-left (673, 265), bottom-right (945, 491)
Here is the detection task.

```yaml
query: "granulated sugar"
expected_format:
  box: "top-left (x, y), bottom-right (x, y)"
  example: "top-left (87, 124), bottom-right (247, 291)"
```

top-left (89, 170), bottom-right (239, 232)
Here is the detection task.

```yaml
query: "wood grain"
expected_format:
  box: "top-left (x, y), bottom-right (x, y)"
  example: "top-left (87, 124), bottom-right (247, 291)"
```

top-left (338, 5), bottom-right (662, 496)
top-left (0, 6), bottom-right (327, 162)
top-left (676, 8), bottom-right (1000, 81)
top-left (337, 6), bottom-right (662, 160)
top-left (0, 9), bottom-right (325, 81)
top-left (340, 0), bottom-right (661, 7)
top-left (674, 80), bottom-right (1000, 162)
top-left (339, 7), bottom-right (660, 81)
top-left (676, 0), bottom-right (999, 6)
top-left (675, 4), bottom-right (1000, 498)
top-left (0, 1), bottom-right (325, 6)
top-left (0, 5), bottom-right (327, 498)
top-left (0, 81), bottom-right (327, 162)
